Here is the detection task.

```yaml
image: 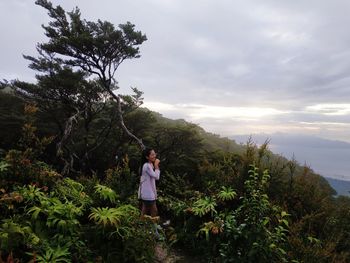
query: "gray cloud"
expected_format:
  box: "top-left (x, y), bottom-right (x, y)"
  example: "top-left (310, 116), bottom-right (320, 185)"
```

top-left (1, 0), bottom-right (350, 142)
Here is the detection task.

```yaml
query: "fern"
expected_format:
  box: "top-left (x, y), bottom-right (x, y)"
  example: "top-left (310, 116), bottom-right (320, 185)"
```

top-left (0, 160), bottom-right (10, 172)
top-left (46, 200), bottom-right (82, 233)
top-left (217, 186), bottom-right (237, 201)
top-left (89, 205), bottom-right (137, 228)
top-left (18, 185), bottom-right (46, 204)
top-left (0, 219), bottom-right (40, 251)
top-left (89, 207), bottom-right (122, 227)
top-left (94, 184), bottom-right (118, 204)
top-left (192, 197), bottom-right (217, 217)
top-left (26, 196), bottom-right (82, 234)
top-left (34, 245), bottom-right (71, 263)
top-left (55, 178), bottom-right (92, 208)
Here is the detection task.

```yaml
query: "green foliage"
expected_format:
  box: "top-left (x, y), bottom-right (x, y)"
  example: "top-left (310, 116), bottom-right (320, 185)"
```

top-left (197, 217), bottom-right (224, 241)
top-left (217, 186), bottom-right (236, 201)
top-left (192, 196), bottom-right (217, 217)
top-left (89, 207), bottom-right (123, 227)
top-left (89, 205), bottom-right (140, 239)
top-left (1, 98), bottom-right (347, 262)
top-left (33, 245), bottom-right (71, 263)
top-left (103, 157), bottom-right (139, 203)
top-left (88, 205), bottom-right (156, 262)
top-left (55, 178), bottom-right (92, 208)
top-left (153, 121), bottom-right (203, 176)
top-left (7, 184), bottom-right (85, 260)
top-left (1, 105), bottom-right (60, 189)
top-left (18, 104), bottom-right (55, 159)
top-left (0, 90), bottom-right (24, 150)
top-left (94, 184), bottom-right (118, 204)
top-left (18, 185), bottom-right (46, 207)
top-left (218, 166), bottom-right (290, 262)
top-left (177, 165), bottom-right (292, 262)
top-left (25, 192), bottom-right (82, 234)
top-left (34, 0), bottom-right (147, 74)
top-left (0, 161), bottom-right (9, 173)
top-left (0, 190), bottom-right (23, 214)
top-left (0, 219), bottom-right (40, 251)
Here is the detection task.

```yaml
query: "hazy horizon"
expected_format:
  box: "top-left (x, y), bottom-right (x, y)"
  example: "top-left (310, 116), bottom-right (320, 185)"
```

top-left (231, 132), bottom-right (350, 181)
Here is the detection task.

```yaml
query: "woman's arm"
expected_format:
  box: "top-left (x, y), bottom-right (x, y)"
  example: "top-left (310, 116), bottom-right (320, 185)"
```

top-left (145, 163), bottom-right (160, 180)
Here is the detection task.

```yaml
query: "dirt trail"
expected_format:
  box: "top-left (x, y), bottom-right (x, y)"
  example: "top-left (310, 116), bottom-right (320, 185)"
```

top-left (154, 243), bottom-right (202, 263)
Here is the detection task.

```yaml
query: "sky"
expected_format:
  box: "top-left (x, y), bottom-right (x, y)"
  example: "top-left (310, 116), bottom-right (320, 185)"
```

top-left (1, 0), bottom-right (350, 178)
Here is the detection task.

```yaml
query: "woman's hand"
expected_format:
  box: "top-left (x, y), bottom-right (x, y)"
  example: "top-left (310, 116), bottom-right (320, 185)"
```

top-left (154, 159), bottom-right (160, 169)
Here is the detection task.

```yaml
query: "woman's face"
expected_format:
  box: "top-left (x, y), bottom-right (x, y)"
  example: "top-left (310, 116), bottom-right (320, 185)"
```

top-left (146, 150), bottom-right (157, 162)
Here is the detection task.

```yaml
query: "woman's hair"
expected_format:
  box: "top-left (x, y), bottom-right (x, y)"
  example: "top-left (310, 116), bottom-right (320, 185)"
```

top-left (141, 148), bottom-right (154, 164)
top-left (140, 148), bottom-right (154, 176)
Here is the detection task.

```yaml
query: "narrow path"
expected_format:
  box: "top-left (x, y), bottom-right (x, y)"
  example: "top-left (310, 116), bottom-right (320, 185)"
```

top-left (154, 243), bottom-right (202, 263)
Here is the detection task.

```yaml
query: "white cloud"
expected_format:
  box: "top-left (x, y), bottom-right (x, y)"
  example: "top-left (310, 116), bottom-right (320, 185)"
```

top-left (143, 101), bottom-right (288, 120)
top-left (306, 104), bottom-right (350, 116)
top-left (188, 105), bottom-right (287, 120)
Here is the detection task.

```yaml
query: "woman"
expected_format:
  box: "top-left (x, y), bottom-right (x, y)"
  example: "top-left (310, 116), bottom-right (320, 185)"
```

top-left (138, 148), bottom-right (160, 217)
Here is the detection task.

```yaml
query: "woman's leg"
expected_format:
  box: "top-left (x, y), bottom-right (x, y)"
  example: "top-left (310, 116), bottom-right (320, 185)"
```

top-left (141, 202), bottom-right (148, 216)
top-left (150, 202), bottom-right (158, 217)
top-left (142, 201), bottom-right (154, 216)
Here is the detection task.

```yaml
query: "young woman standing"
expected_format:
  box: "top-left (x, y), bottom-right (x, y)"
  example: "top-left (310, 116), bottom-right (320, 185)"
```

top-left (138, 148), bottom-right (160, 217)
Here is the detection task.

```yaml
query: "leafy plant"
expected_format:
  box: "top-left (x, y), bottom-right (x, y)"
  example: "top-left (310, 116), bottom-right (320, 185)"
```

top-left (89, 205), bottom-right (137, 229)
top-left (55, 178), bottom-right (92, 208)
top-left (0, 219), bottom-right (40, 251)
top-left (89, 207), bottom-right (122, 227)
top-left (219, 165), bottom-right (291, 262)
top-left (33, 245), bottom-right (71, 263)
top-left (0, 161), bottom-right (9, 173)
top-left (18, 185), bottom-right (46, 204)
top-left (192, 196), bottom-right (217, 217)
top-left (197, 217), bottom-right (224, 241)
top-left (217, 186), bottom-right (236, 201)
top-left (94, 184), bottom-right (118, 204)
top-left (27, 198), bottom-right (82, 234)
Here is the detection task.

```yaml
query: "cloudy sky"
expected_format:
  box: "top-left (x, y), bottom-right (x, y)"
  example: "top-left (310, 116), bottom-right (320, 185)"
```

top-left (1, 0), bottom-right (350, 178)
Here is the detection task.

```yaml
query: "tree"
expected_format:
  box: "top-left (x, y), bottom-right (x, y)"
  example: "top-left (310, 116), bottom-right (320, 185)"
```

top-left (5, 0), bottom-right (148, 174)
top-left (13, 67), bottom-right (114, 173)
top-left (23, 0), bottom-right (147, 150)
top-left (0, 90), bottom-right (24, 150)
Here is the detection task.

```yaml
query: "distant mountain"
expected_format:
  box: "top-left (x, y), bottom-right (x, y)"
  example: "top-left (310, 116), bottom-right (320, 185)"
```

top-left (231, 133), bottom-right (350, 181)
top-left (325, 177), bottom-right (350, 196)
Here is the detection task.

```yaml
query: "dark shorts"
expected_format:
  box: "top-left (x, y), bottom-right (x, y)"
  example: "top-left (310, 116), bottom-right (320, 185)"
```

top-left (142, 200), bottom-right (156, 207)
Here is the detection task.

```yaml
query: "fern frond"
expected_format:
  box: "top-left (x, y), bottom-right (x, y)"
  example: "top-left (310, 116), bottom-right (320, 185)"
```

top-left (94, 184), bottom-right (118, 204)
top-left (217, 186), bottom-right (237, 201)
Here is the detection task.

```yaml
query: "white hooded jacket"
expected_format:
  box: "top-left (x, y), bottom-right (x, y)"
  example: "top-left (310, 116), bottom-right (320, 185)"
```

top-left (138, 162), bottom-right (160, 201)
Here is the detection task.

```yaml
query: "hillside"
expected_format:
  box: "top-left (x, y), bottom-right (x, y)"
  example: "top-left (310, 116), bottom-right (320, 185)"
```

top-left (2, 90), bottom-right (350, 262)
top-left (0, 90), bottom-right (335, 195)
top-left (149, 109), bottom-right (245, 154)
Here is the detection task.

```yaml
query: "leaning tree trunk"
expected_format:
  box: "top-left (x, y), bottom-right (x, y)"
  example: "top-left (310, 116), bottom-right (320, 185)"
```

top-left (106, 88), bottom-right (146, 150)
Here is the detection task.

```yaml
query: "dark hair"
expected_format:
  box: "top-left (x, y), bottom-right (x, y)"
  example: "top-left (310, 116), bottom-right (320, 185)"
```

top-left (140, 148), bottom-right (154, 176)
top-left (141, 148), bottom-right (154, 165)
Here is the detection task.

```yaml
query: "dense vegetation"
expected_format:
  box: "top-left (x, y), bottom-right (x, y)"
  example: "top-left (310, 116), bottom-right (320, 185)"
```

top-left (1, 1), bottom-right (350, 262)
